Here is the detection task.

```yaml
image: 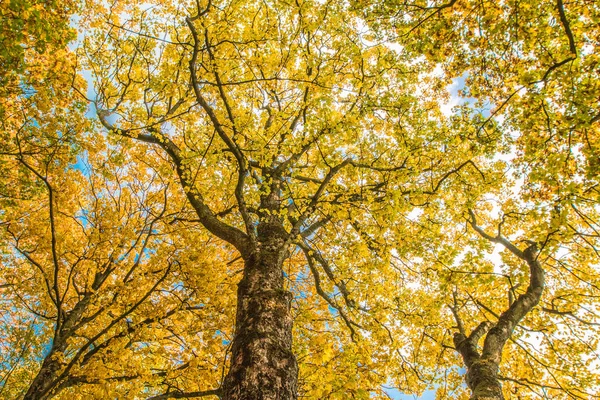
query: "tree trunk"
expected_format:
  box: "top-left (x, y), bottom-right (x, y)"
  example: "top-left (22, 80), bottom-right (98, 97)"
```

top-left (466, 359), bottom-right (504, 400)
top-left (23, 344), bottom-right (65, 400)
top-left (222, 224), bottom-right (298, 400)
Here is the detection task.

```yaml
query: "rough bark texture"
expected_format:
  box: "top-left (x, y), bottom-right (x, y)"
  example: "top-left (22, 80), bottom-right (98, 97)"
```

top-left (23, 342), bottom-right (66, 400)
top-left (454, 328), bottom-right (504, 400)
top-left (23, 298), bottom-right (91, 400)
top-left (222, 221), bottom-right (298, 400)
top-left (467, 360), bottom-right (504, 400)
top-left (107, 114), bottom-right (300, 397)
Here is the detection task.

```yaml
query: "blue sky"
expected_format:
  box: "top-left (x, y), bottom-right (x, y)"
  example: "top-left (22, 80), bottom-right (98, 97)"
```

top-left (387, 388), bottom-right (437, 399)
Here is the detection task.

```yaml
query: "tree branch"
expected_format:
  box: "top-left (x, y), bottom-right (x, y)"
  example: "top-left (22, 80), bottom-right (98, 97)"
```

top-left (291, 159), bottom-right (351, 236)
top-left (146, 388), bottom-right (222, 400)
top-left (97, 112), bottom-right (251, 257)
top-left (300, 244), bottom-right (359, 341)
top-left (556, 0), bottom-right (577, 56)
top-left (185, 17), bottom-right (255, 242)
top-left (16, 156), bottom-right (64, 333)
top-left (466, 210), bottom-right (545, 364)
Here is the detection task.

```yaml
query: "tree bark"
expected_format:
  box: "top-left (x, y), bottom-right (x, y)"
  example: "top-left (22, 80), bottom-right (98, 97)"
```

top-left (454, 330), bottom-right (504, 400)
top-left (23, 342), bottom-right (66, 400)
top-left (458, 214), bottom-right (546, 400)
top-left (222, 222), bottom-right (298, 400)
top-left (465, 359), bottom-right (504, 400)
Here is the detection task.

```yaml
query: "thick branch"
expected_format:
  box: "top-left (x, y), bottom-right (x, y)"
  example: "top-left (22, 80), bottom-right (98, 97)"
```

top-left (97, 114), bottom-right (251, 257)
top-left (467, 209), bottom-right (524, 258)
top-left (300, 216), bottom-right (331, 238)
top-left (146, 389), bottom-right (222, 400)
top-left (185, 18), bottom-right (255, 241)
top-left (557, 0), bottom-right (577, 56)
top-left (467, 210), bottom-right (545, 364)
top-left (451, 291), bottom-right (493, 370)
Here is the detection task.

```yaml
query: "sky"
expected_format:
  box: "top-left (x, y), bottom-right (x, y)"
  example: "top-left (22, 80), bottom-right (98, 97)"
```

top-left (388, 388), bottom-right (437, 399)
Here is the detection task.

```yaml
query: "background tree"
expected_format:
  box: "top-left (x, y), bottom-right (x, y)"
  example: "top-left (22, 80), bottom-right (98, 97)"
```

top-left (355, 0), bottom-right (600, 398)
top-left (0, 120), bottom-right (238, 399)
top-left (0, 0), bottom-right (80, 120)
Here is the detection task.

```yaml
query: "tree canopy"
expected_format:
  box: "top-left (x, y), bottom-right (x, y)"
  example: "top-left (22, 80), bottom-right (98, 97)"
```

top-left (1, 0), bottom-right (599, 399)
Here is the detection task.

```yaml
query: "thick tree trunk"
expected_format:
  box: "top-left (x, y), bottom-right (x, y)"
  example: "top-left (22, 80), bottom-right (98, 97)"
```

top-left (222, 224), bottom-right (298, 400)
top-left (23, 345), bottom-right (65, 400)
top-left (23, 296), bottom-right (92, 400)
top-left (466, 360), bottom-right (504, 400)
top-left (454, 331), bottom-right (504, 400)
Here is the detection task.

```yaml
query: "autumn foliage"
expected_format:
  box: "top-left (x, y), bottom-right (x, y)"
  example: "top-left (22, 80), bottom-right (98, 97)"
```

top-left (1, 0), bottom-right (599, 399)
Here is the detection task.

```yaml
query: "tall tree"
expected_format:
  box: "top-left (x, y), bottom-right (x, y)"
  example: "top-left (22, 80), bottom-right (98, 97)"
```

top-left (78, 0), bottom-right (475, 398)
top-left (356, 0), bottom-right (600, 398)
top-left (0, 121), bottom-right (236, 399)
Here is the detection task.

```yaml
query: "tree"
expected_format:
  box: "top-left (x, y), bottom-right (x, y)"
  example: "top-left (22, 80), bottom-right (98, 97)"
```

top-left (77, 0), bottom-right (485, 397)
top-left (356, 0), bottom-right (600, 398)
top-left (0, 117), bottom-right (238, 399)
top-left (2, 0), bottom-right (599, 399)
